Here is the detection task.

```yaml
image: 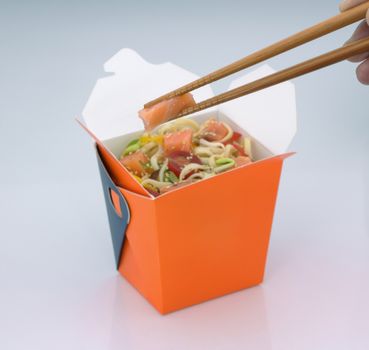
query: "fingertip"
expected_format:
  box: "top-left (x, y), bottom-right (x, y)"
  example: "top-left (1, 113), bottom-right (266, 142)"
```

top-left (356, 59), bottom-right (369, 85)
top-left (339, 2), bottom-right (346, 12)
top-left (339, 0), bottom-right (351, 12)
top-left (348, 52), bottom-right (369, 63)
top-left (340, 0), bottom-right (368, 12)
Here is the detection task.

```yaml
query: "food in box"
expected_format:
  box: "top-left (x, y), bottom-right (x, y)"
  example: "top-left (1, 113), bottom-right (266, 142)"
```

top-left (78, 48), bottom-right (296, 314)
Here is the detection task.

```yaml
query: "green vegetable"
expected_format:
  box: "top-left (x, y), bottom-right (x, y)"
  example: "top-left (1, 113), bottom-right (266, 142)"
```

top-left (164, 171), bottom-right (179, 183)
top-left (123, 139), bottom-right (140, 155)
top-left (127, 138), bottom-right (140, 147)
top-left (215, 157), bottom-right (234, 166)
top-left (214, 158), bottom-right (235, 174)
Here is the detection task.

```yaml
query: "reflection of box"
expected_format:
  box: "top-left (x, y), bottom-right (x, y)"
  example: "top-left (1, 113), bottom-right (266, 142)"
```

top-left (78, 49), bottom-right (297, 314)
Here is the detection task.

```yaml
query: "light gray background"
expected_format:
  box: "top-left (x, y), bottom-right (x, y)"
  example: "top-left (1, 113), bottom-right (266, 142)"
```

top-left (1, 1), bottom-right (368, 349)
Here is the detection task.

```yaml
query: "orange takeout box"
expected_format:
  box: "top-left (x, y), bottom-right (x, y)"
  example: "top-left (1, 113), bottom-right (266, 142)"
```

top-left (78, 49), bottom-right (297, 314)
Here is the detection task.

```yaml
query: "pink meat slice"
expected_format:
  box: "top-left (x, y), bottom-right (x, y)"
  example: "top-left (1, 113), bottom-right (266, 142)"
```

top-left (139, 93), bottom-right (196, 131)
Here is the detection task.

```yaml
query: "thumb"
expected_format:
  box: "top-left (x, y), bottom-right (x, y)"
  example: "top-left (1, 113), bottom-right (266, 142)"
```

top-left (339, 0), bottom-right (368, 12)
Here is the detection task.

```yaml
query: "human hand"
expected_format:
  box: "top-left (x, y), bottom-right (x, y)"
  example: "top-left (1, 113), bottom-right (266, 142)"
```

top-left (340, 0), bottom-right (369, 84)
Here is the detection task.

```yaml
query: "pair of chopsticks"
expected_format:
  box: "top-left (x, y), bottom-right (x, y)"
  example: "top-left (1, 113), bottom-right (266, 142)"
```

top-left (144, 1), bottom-right (369, 118)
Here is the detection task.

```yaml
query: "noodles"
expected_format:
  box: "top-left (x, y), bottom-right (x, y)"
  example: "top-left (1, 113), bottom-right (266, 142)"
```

top-left (208, 154), bottom-right (222, 168)
top-left (158, 118), bottom-right (200, 135)
top-left (150, 147), bottom-right (163, 171)
top-left (141, 178), bottom-right (172, 189)
top-left (199, 139), bottom-right (225, 149)
top-left (194, 146), bottom-right (223, 157)
top-left (141, 141), bottom-right (158, 157)
top-left (243, 136), bottom-right (253, 160)
top-left (159, 159), bottom-right (168, 182)
top-left (119, 117), bottom-right (254, 196)
top-left (223, 144), bottom-right (237, 158)
top-left (179, 164), bottom-right (209, 182)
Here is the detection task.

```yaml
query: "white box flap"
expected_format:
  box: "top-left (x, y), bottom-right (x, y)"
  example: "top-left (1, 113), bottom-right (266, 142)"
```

top-left (81, 49), bottom-right (297, 154)
top-left (81, 48), bottom-right (214, 140)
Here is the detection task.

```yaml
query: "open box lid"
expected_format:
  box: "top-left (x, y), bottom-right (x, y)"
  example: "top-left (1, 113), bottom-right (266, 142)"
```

top-left (80, 48), bottom-right (296, 155)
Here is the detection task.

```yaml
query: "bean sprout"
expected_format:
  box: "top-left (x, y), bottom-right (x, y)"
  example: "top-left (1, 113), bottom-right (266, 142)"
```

top-left (150, 147), bottom-right (163, 171)
top-left (179, 164), bottom-right (209, 182)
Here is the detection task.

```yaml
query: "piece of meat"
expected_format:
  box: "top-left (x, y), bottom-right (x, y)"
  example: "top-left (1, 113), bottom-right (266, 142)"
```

top-left (139, 93), bottom-right (196, 131)
top-left (201, 120), bottom-right (229, 142)
top-left (120, 151), bottom-right (149, 177)
top-left (163, 129), bottom-right (193, 155)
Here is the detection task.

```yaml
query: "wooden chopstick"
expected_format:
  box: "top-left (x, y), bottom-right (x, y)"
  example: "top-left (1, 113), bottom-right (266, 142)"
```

top-left (144, 1), bottom-right (369, 108)
top-left (175, 37), bottom-right (369, 118)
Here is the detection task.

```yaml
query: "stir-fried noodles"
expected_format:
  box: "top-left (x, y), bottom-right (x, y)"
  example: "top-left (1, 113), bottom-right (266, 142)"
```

top-left (119, 118), bottom-right (253, 196)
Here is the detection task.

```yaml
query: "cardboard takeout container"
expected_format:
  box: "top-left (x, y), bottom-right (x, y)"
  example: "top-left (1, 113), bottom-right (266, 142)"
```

top-left (78, 48), bottom-right (296, 314)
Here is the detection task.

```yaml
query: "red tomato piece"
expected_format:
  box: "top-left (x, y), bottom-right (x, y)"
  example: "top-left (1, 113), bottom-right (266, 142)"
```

top-left (167, 159), bottom-right (182, 177)
top-left (167, 151), bottom-right (202, 177)
top-left (223, 131), bottom-right (242, 145)
top-left (163, 129), bottom-right (193, 155)
top-left (202, 120), bottom-right (228, 141)
top-left (232, 142), bottom-right (246, 156)
top-left (120, 151), bottom-right (149, 177)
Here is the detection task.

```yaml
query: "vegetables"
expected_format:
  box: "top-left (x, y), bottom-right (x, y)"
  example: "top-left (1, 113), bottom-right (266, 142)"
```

top-left (214, 158), bottom-right (235, 173)
top-left (222, 130), bottom-right (247, 157)
top-left (140, 134), bottom-right (163, 145)
top-left (167, 151), bottom-right (202, 177)
top-left (164, 171), bottom-right (179, 183)
top-left (231, 142), bottom-right (246, 157)
top-left (215, 157), bottom-right (234, 166)
top-left (122, 139), bottom-right (140, 156)
top-left (224, 131), bottom-right (242, 144)
top-left (120, 117), bottom-right (254, 196)
top-left (158, 159), bottom-right (168, 182)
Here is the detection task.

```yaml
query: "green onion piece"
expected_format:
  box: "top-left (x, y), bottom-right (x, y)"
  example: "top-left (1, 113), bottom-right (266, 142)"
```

top-left (215, 157), bottom-right (234, 166)
top-left (123, 139), bottom-right (141, 155)
top-left (214, 158), bottom-right (236, 174)
top-left (165, 171), bottom-right (179, 184)
top-left (127, 138), bottom-right (140, 147)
